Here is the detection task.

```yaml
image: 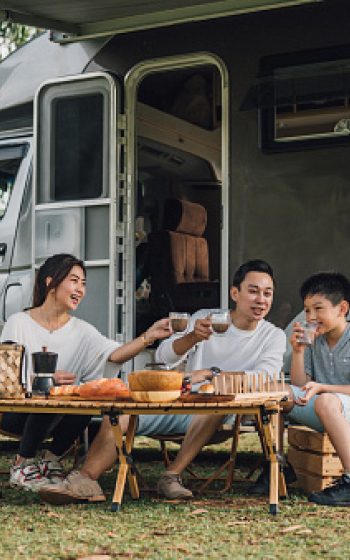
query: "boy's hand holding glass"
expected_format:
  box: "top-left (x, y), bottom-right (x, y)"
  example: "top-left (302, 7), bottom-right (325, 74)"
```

top-left (290, 320), bottom-right (317, 351)
top-left (299, 320), bottom-right (317, 345)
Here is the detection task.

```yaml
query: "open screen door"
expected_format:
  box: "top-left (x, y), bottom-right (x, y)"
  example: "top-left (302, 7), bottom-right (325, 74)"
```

top-left (34, 72), bottom-right (127, 349)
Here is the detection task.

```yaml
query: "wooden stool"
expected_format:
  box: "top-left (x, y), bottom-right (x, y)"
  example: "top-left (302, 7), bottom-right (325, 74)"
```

top-left (288, 425), bottom-right (342, 493)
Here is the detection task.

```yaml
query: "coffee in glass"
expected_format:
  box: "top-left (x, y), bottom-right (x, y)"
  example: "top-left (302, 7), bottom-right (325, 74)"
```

top-left (210, 311), bottom-right (231, 335)
top-left (169, 312), bottom-right (189, 333)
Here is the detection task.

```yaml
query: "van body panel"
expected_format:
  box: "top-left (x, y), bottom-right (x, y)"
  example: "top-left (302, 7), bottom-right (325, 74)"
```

top-left (0, 2), bottom-right (349, 370)
top-left (0, 32), bottom-right (107, 112)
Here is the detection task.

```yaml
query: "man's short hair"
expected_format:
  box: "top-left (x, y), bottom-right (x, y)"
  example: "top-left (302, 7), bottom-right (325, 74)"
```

top-left (232, 259), bottom-right (275, 289)
top-left (300, 272), bottom-right (350, 306)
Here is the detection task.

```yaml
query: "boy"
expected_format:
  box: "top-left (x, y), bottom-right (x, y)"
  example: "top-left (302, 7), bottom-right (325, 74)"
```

top-left (287, 271), bottom-right (350, 506)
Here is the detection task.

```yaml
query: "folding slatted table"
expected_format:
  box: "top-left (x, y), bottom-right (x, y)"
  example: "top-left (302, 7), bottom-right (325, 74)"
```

top-left (0, 391), bottom-right (288, 514)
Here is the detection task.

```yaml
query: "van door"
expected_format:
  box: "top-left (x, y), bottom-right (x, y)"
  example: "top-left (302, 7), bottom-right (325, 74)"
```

top-left (34, 73), bottom-right (128, 352)
top-left (0, 140), bottom-right (32, 328)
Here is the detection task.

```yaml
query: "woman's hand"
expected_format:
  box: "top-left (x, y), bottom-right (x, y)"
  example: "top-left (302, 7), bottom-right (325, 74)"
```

top-left (146, 318), bottom-right (172, 344)
top-left (290, 322), bottom-right (306, 353)
top-left (294, 381), bottom-right (324, 406)
top-left (193, 317), bottom-right (212, 342)
top-left (54, 370), bottom-right (77, 385)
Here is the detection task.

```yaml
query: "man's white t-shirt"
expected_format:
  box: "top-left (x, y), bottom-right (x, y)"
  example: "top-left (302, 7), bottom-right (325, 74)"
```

top-left (156, 309), bottom-right (286, 389)
top-left (1, 312), bottom-right (121, 384)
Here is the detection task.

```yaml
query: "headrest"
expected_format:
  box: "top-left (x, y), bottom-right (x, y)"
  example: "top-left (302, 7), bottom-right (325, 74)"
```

top-left (162, 198), bottom-right (207, 237)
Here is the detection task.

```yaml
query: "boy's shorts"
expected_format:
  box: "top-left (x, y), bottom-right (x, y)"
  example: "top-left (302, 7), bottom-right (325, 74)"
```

top-left (136, 413), bottom-right (235, 437)
top-left (287, 385), bottom-right (350, 433)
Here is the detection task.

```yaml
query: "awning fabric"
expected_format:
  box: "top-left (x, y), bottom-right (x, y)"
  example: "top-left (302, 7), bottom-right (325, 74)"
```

top-left (0, 0), bottom-right (322, 40)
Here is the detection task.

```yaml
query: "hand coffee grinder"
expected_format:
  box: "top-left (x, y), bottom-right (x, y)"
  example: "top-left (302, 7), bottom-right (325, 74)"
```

top-left (31, 347), bottom-right (58, 396)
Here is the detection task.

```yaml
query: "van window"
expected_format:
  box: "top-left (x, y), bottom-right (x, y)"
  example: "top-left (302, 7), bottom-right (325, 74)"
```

top-left (0, 146), bottom-right (25, 219)
top-left (53, 94), bottom-right (104, 200)
top-left (242, 45), bottom-right (350, 152)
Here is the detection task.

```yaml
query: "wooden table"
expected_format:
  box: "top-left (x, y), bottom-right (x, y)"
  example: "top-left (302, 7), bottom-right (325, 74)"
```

top-left (0, 391), bottom-right (288, 515)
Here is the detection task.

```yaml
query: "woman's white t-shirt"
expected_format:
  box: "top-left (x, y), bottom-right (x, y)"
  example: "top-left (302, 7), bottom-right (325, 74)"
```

top-left (1, 312), bottom-right (121, 384)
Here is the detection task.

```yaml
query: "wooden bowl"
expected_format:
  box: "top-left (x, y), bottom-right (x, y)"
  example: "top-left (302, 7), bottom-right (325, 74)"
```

top-left (131, 390), bottom-right (181, 403)
top-left (128, 370), bottom-right (183, 392)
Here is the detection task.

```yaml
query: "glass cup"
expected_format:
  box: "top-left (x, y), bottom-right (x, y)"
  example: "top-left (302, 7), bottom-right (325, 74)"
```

top-left (210, 310), bottom-right (231, 335)
top-left (169, 312), bottom-right (189, 333)
top-left (299, 320), bottom-right (317, 345)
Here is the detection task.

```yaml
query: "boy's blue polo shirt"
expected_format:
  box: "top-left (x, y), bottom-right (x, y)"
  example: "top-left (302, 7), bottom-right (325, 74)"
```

top-left (305, 323), bottom-right (350, 384)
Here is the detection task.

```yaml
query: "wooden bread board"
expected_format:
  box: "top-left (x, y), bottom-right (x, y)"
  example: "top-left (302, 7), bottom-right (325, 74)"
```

top-left (48, 395), bottom-right (133, 402)
top-left (179, 394), bottom-right (236, 403)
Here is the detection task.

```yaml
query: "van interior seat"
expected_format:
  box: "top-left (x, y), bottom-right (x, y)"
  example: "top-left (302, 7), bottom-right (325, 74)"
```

top-left (149, 198), bottom-right (220, 316)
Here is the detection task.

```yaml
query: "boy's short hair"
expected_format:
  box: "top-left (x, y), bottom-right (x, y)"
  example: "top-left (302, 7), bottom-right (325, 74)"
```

top-left (232, 259), bottom-right (275, 289)
top-left (300, 272), bottom-right (350, 306)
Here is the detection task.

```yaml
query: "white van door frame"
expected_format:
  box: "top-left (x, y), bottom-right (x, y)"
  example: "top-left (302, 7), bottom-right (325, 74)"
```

top-left (33, 72), bottom-right (124, 344)
top-left (124, 52), bottom-right (230, 366)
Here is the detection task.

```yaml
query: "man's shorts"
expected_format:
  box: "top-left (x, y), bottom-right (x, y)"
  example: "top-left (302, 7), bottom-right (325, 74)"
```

top-left (136, 413), bottom-right (235, 437)
top-left (287, 385), bottom-right (350, 433)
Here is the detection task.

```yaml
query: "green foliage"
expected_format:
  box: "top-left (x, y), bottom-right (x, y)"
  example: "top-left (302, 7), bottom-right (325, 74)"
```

top-left (0, 22), bottom-right (40, 60)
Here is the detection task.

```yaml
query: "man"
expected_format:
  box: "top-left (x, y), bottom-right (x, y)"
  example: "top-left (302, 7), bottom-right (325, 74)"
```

top-left (155, 259), bottom-right (287, 498)
top-left (39, 259), bottom-right (286, 504)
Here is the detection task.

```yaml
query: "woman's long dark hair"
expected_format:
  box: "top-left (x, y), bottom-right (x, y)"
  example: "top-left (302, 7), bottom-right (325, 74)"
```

top-left (32, 254), bottom-right (86, 308)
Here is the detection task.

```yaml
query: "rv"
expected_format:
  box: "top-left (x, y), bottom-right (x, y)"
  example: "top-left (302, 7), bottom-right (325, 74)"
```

top-left (0, 0), bottom-right (349, 373)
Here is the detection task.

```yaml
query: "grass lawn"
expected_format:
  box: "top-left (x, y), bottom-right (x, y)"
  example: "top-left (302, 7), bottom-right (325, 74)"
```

top-left (0, 432), bottom-right (348, 559)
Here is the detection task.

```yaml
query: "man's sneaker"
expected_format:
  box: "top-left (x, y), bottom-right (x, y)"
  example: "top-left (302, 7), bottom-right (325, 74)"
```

top-left (38, 451), bottom-right (65, 484)
top-left (157, 471), bottom-right (193, 499)
top-left (38, 470), bottom-right (106, 505)
top-left (308, 474), bottom-right (350, 506)
top-left (248, 460), bottom-right (297, 495)
top-left (10, 457), bottom-right (51, 491)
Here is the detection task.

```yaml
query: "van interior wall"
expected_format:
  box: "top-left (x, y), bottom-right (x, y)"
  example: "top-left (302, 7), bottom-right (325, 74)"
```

top-left (94, 1), bottom-right (350, 330)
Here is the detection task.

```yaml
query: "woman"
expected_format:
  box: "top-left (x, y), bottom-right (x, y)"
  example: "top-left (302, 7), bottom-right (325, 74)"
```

top-left (0, 253), bottom-right (170, 491)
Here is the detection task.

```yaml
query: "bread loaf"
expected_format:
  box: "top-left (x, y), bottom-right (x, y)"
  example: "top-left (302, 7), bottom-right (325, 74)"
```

top-left (128, 370), bottom-right (182, 391)
top-left (198, 383), bottom-right (214, 394)
top-left (49, 385), bottom-right (80, 396)
top-left (49, 378), bottom-right (130, 399)
top-left (79, 378), bottom-right (131, 399)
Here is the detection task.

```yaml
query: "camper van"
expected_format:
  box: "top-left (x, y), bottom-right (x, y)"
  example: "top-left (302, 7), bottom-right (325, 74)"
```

top-left (0, 0), bottom-right (350, 373)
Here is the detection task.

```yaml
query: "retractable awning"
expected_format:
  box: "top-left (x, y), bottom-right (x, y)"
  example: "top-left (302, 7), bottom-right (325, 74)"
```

top-left (0, 0), bottom-right (323, 41)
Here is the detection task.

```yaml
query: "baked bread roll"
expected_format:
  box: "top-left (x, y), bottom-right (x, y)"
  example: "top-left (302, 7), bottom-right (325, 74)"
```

top-left (79, 378), bottom-right (131, 399)
top-left (49, 385), bottom-right (80, 396)
top-left (198, 383), bottom-right (214, 394)
top-left (128, 370), bottom-right (183, 391)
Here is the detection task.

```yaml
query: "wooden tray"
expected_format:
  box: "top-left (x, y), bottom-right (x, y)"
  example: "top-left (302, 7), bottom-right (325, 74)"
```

top-left (178, 394), bottom-right (236, 403)
top-left (47, 395), bottom-right (133, 402)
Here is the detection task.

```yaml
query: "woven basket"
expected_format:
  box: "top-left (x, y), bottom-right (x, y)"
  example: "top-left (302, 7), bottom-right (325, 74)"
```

top-left (0, 343), bottom-right (25, 399)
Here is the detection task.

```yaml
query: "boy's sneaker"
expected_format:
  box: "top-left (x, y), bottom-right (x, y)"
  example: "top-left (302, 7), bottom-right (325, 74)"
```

top-left (157, 471), bottom-right (193, 499)
top-left (308, 474), bottom-right (350, 506)
top-left (10, 457), bottom-right (51, 491)
top-left (38, 470), bottom-right (106, 505)
top-left (38, 451), bottom-right (65, 484)
top-left (248, 460), bottom-right (297, 495)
